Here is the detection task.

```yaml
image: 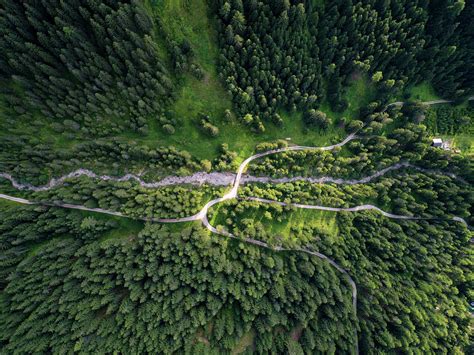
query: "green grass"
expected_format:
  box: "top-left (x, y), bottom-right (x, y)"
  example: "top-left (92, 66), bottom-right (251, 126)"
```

top-left (263, 208), bottom-right (339, 241)
top-left (452, 135), bottom-right (473, 155)
top-left (121, 0), bottom-right (355, 161)
top-left (211, 201), bottom-right (339, 244)
top-left (424, 102), bottom-right (474, 156)
top-left (442, 135), bottom-right (474, 155)
top-left (320, 74), bottom-right (376, 122)
top-left (0, 198), bottom-right (22, 208)
top-left (99, 217), bottom-right (144, 243)
top-left (150, 0), bottom-right (233, 115)
top-left (130, 108), bottom-right (346, 162)
top-left (404, 82), bottom-right (441, 102)
top-left (153, 0), bottom-right (220, 74)
top-left (0, 0), bottom-right (370, 172)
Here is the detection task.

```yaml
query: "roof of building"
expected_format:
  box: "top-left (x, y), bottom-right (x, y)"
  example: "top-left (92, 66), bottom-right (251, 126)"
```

top-left (432, 138), bottom-right (443, 144)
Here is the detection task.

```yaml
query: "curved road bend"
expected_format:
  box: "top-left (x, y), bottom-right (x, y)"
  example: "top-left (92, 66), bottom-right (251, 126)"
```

top-left (1, 96), bottom-right (471, 194)
top-left (1, 97), bottom-right (472, 354)
top-left (0, 191), bottom-right (360, 334)
top-left (202, 210), bottom-right (360, 353)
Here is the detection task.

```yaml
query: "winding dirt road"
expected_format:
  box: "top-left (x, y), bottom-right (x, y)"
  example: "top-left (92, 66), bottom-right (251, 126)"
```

top-left (0, 131), bottom-right (373, 354)
top-left (1, 98), bottom-right (472, 354)
top-left (245, 197), bottom-right (423, 219)
top-left (243, 197), bottom-right (469, 224)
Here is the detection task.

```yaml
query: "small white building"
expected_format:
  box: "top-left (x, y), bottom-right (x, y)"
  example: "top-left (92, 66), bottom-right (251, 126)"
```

top-left (432, 138), bottom-right (452, 151)
top-left (432, 138), bottom-right (443, 147)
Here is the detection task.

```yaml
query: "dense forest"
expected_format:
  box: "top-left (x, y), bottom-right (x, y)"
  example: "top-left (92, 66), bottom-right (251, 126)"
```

top-left (0, 0), bottom-right (472, 182)
top-left (0, 0), bottom-right (173, 134)
top-left (0, 0), bottom-right (473, 354)
top-left (0, 205), bottom-right (356, 354)
top-left (425, 103), bottom-right (473, 135)
top-left (210, 201), bottom-right (471, 352)
top-left (215, 0), bottom-right (473, 131)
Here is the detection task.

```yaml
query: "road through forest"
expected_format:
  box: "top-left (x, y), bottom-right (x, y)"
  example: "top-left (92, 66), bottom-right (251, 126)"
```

top-left (0, 98), bottom-right (472, 354)
top-left (1, 130), bottom-right (469, 355)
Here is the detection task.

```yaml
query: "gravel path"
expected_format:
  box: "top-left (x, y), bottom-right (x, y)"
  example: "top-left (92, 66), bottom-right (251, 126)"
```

top-left (2, 97), bottom-right (473, 354)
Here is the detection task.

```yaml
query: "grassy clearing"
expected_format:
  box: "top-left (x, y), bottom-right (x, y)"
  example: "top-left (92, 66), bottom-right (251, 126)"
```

top-left (137, 0), bottom-right (345, 160)
top-left (0, 197), bottom-right (23, 208)
top-left (122, 103), bottom-right (347, 162)
top-left (99, 217), bottom-right (144, 243)
top-left (210, 200), bottom-right (339, 244)
top-left (151, 0), bottom-right (233, 118)
top-left (151, 0), bottom-right (220, 74)
top-left (341, 74), bottom-right (376, 118)
top-left (404, 82), bottom-right (441, 102)
top-left (320, 74), bottom-right (376, 122)
top-left (442, 135), bottom-right (473, 155)
top-left (0, 0), bottom-right (370, 171)
top-left (424, 102), bottom-right (473, 156)
top-left (452, 135), bottom-right (473, 155)
top-left (262, 208), bottom-right (339, 241)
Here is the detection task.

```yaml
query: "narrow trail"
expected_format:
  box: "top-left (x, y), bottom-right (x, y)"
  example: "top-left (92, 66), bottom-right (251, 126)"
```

top-left (385, 96), bottom-right (473, 109)
top-left (0, 131), bottom-right (367, 353)
top-left (245, 197), bottom-right (423, 220)
top-left (1, 98), bottom-right (472, 354)
top-left (242, 197), bottom-right (469, 225)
